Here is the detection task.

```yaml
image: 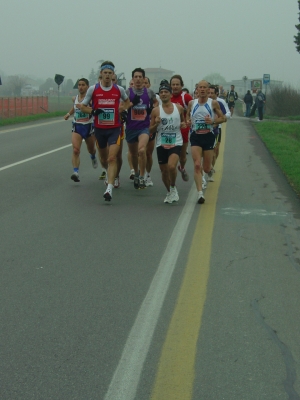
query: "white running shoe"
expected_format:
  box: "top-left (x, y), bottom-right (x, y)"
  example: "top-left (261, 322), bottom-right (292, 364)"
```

top-left (114, 177), bottom-right (120, 188)
top-left (145, 176), bottom-right (153, 187)
top-left (91, 157), bottom-right (98, 169)
top-left (207, 169), bottom-right (214, 182)
top-left (197, 191), bottom-right (205, 204)
top-left (164, 192), bottom-right (172, 203)
top-left (129, 169), bottom-right (135, 180)
top-left (103, 188), bottom-right (112, 201)
top-left (202, 175), bottom-right (207, 189)
top-left (170, 187), bottom-right (179, 202)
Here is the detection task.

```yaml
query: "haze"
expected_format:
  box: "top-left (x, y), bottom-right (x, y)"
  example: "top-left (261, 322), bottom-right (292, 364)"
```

top-left (1, 0), bottom-right (299, 89)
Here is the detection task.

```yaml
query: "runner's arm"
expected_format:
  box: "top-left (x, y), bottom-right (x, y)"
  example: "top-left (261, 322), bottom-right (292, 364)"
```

top-left (64, 97), bottom-right (76, 120)
top-left (186, 100), bottom-right (193, 126)
top-left (149, 108), bottom-right (160, 134)
top-left (211, 100), bottom-right (226, 124)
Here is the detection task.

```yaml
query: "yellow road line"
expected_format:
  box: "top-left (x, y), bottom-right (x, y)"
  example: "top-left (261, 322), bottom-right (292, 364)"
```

top-left (151, 124), bottom-right (227, 400)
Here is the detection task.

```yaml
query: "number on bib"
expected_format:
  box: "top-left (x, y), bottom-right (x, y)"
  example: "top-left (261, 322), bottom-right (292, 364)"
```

top-left (194, 120), bottom-right (211, 134)
top-left (75, 111), bottom-right (90, 123)
top-left (131, 105), bottom-right (147, 121)
top-left (98, 108), bottom-right (115, 125)
top-left (161, 132), bottom-right (176, 149)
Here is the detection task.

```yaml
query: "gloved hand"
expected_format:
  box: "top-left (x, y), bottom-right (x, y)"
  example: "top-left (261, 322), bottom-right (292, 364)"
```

top-left (132, 94), bottom-right (140, 106)
top-left (146, 99), bottom-right (153, 116)
top-left (92, 109), bottom-right (103, 116)
top-left (120, 110), bottom-right (128, 123)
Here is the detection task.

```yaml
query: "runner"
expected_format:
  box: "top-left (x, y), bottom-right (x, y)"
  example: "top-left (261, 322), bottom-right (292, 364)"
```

top-left (208, 84), bottom-right (230, 180)
top-left (170, 74), bottom-right (193, 182)
top-left (226, 84), bottom-right (238, 116)
top-left (64, 78), bottom-right (97, 183)
top-left (81, 61), bottom-right (131, 201)
top-left (150, 83), bottom-right (186, 203)
top-left (126, 68), bottom-right (157, 189)
top-left (186, 80), bottom-right (225, 204)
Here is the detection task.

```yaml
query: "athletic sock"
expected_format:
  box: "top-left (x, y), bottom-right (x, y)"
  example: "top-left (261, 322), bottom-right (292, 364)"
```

top-left (107, 184), bottom-right (113, 191)
top-left (74, 168), bottom-right (79, 173)
top-left (90, 153), bottom-right (96, 160)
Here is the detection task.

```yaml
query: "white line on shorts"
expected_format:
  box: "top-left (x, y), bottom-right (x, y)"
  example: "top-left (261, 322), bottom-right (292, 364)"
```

top-left (0, 144), bottom-right (72, 172)
top-left (104, 184), bottom-right (197, 400)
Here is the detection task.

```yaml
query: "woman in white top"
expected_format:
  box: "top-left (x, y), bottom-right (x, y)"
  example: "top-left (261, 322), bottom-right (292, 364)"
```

top-left (150, 84), bottom-right (186, 204)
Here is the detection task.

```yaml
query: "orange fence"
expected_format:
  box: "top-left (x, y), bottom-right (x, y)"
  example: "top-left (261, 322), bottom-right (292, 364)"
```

top-left (0, 97), bottom-right (49, 119)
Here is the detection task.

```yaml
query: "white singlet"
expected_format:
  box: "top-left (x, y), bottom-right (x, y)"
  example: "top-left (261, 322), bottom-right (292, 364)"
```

top-left (191, 98), bottom-right (215, 134)
top-left (73, 95), bottom-right (93, 124)
top-left (156, 104), bottom-right (182, 148)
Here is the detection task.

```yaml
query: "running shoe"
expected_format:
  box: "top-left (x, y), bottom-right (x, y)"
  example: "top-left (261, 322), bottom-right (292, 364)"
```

top-left (103, 188), bottom-right (112, 201)
top-left (71, 172), bottom-right (80, 182)
top-left (134, 175), bottom-right (139, 189)
top-left (139, 177), bottom-right (146, 189)
top-left (170, 187), bottom-right (179, 202)
top-left (129, 169), bottom-right (135, 180)
top-left (99, 170), bottom-right (106, 180)
top-left (178, 165), bottom-right (189, 181)
top-left (114, 177), bottom-right (120, 188)
top-left (197, 191), bottom-right (205, 204)
top-left (164, 192), bottom-right (172, 203)
top-left (91, 158), bottom-right (98, 169)
top-left (207, 169), bottom-right (214, 182)
top-left (202, 175), bottom-right (207, 189)
top-left (145, 176), bottom-right (153, 187)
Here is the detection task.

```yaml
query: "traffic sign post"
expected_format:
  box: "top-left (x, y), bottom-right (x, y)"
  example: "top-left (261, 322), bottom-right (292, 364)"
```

top-left (263, 74), bottom-right (270, 85)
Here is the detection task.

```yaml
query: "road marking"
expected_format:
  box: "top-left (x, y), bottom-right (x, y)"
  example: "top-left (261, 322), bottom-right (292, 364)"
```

top-left (0, 119), bottom-right (65, 135)
top-left (222, 208), bottom-right (287, 217)
top-left (151, 125), bottom-right (226, 400)
top-left (104, 185), bottom-right (199, 400)
top-left (0, 144), bottom-right (72, 172)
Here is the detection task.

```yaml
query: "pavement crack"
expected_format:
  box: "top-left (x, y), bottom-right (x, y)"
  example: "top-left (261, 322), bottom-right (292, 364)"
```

top-left (251, 298), bottom-right (300, 400)
top-left (280, 225), bottom-right (300, 272)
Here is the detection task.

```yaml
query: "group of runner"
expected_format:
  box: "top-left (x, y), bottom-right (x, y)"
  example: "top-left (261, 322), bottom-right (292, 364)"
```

top-left (64, 61), bottom-right (229, 204)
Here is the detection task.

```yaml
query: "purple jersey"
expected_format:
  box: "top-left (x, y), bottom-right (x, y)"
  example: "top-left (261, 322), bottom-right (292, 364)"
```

top-left (126, 87), bottom-right (151, 130)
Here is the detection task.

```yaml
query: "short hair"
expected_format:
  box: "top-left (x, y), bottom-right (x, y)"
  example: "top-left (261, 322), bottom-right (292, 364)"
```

top-left (170, 74), bottom-right (184, 86)
top-left (182, 87), bottom-right (189, 93)
top-left (145, 76), bottom-right (150, 84)
top-left (78, 78), bottom-right (89, 86)
top-left (100, 60), bottom-right (115, 68)
top-left (132, 68), bottom-right (145, 78)
top-left (231, 84), bottom-right (235, 88)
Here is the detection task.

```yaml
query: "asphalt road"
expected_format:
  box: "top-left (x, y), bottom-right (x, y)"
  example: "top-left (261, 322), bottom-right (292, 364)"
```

top-left (0, 116), bottom-right (300, 400)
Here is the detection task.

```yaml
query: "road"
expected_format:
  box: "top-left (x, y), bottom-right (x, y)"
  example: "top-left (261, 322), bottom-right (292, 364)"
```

top-left (0, 116), bottom-right (300, 400)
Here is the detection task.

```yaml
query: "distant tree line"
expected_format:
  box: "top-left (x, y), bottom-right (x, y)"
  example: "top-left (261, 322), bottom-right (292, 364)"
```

top-left (295, 0), bottom-right (300, 54)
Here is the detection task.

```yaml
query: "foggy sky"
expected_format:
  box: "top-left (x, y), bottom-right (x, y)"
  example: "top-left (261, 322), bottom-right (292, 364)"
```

top-left (1, 0), bottom-right (300, 90)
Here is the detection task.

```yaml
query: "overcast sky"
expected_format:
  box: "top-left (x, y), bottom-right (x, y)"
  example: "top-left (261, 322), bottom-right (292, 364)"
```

top-left (1, 0), bottom-right (300, 90)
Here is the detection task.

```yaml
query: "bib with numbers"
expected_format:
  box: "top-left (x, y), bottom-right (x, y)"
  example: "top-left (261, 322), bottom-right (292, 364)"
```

top-left (131, 105), bottom-right (147, 121)
top-left (194, 120), bottom-right (211, 134)
top-left (98, 108), bottom-right (115, 125)
top-left (75, 110), bottom-right (90, 123)
top-left (161, 132), bottom-right (176, 149)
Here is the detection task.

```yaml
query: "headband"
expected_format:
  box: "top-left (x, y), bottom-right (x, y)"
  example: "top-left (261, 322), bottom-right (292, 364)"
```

top-left (159, 84), bottom-right (172, 93)
top-left (100, 64), bottom-right (115, 72)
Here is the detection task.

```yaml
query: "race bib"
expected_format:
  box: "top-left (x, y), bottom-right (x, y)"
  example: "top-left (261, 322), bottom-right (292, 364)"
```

top-left (75, 110), bottom-right (90, 123)
top-left (131, 105), bottom-right (147, 121)
top-left (98, 108), bottom-right (115, 125)
top-left (161, 132), bottom-right (176, 149)
top-left (194, 120), bottom-right (211, 134)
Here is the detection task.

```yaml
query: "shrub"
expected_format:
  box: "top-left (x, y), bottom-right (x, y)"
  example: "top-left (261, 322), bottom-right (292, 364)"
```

top-left (267, 85), bottom-right (300, 117)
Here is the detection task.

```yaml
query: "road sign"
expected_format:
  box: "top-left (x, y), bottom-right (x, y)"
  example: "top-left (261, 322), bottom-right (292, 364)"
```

top-left (54, 74), bottom-right (64, 86)
top-left (263, 74), bottom-right (270, 85)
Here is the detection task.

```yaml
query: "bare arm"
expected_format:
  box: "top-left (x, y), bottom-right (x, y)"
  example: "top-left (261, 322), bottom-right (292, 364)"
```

top-left (149, 107), bottom-right (160, 134)
top-left (176, 104), bottom-right (187, 129)
top-left (186, 100), bottom-right (193, 126)
top-left (64, 96), bottom-right (76, 120)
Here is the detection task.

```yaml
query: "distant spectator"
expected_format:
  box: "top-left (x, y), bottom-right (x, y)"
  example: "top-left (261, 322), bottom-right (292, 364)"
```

top-left (182, 87), bottom-right (189, 94)
top-left (243, 90), bottom-right (253, 117)
top-left (255, 89), bottom-right (266, 121)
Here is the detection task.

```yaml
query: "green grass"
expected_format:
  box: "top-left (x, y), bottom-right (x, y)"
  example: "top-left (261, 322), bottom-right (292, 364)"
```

top-left (253, 121), bottom-right (300, 195)
top-left (263, 114), bottom-right (300, 121)
top-left (0, 111), bottom-right (66, 127)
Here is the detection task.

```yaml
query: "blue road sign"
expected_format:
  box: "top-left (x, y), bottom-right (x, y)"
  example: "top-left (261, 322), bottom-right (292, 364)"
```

top-left (263, 74), bottom-right (270, 85)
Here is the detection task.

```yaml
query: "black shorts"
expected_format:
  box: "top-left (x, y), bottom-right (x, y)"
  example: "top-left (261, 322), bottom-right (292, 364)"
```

top-left (218, 128), bottom-right (222, 143)
top-left (156, 145), bottom-right (182, 164)
top-left (190, 131), bottom-right (216, 150)
top-left (228, 102), bottom-right (235, 108)
top-left (94, 127), bottom-right (121, 149)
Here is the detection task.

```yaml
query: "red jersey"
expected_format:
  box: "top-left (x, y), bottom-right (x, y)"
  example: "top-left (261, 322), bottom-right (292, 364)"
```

top-left (92, 83), bottom-right (121, 129)
top-left (171, 91), bottom-right (193, 137)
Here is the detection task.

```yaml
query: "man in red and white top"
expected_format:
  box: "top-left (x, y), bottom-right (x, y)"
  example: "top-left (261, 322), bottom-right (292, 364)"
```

top-left (81, 60), bottom-right (131, 202)
top-left (170, 75), bottom-right (193, 182)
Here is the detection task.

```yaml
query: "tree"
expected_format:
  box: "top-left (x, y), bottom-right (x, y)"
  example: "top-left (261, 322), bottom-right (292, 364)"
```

top-left (7, 75), bottom-right (27, 96)
top-left (203, 72), bottom-right (227, 85)
top-left (89, 68), bottom-right (98, 84)
top-left (65, 79), bottom-right (74, 94)
top-left (294, 0), bottom-right (300, 54)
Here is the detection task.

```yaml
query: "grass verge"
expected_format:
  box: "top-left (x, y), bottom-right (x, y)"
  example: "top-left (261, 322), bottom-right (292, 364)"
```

top-left (253, 121), bottom-right (300, 195)
top-left (0, 111), bottom-right (66, 127)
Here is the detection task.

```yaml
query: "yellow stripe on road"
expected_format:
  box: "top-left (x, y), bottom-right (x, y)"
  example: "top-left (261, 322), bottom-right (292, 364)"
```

top-left (151, 124), bottom-right (227, 400)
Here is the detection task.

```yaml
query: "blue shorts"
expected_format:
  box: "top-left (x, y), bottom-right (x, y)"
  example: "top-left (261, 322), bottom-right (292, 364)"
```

top-left (72, 123), bottom-right (93, 140)
top-left (94, 127), bottom-right (121, 149)
top-left (125, 128), bottom-right (150, 143)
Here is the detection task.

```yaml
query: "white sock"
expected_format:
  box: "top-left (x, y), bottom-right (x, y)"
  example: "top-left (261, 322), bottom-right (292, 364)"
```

top-left (107, 184), bottom-right (113, 191)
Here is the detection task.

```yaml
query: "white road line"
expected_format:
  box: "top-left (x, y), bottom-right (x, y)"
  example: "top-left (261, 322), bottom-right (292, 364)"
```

top-left (104, 185), bottom-right (198, 400)
top-left (0, 144), bottom-right (72, 172)
top-left (0, 119), bottom-right (65, 135)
